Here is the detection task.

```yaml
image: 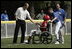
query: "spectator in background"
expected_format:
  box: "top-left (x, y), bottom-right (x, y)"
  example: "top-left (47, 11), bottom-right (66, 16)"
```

top-left (1, 10), bottom-right (9, 21)
top-left (36, 9), bottom-right (45, 20)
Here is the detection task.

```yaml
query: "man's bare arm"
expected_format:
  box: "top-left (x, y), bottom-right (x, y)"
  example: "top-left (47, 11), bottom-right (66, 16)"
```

top-left (30, 19), bottom-right (36, 24)
top-left (51, 17), bottom-right (57, 22)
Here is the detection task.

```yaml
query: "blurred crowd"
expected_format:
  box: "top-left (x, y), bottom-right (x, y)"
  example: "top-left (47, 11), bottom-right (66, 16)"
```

top-left (1, 3), bottom-right (67, 21)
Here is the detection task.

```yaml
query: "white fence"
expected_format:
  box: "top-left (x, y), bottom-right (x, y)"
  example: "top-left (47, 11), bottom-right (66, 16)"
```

top-left (1, 20), bottom-right (71, 39)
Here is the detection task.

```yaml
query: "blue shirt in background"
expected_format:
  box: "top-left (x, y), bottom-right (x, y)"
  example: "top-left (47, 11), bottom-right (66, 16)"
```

top-left (1, 13), bottom-right (9, 21)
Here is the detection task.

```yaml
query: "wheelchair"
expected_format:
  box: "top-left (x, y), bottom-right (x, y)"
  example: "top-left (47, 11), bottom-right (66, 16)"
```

top-left (27, 23), bottom-right (52, 44)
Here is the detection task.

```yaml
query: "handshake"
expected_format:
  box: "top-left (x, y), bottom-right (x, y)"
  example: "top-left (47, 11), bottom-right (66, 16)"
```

top-left (47, 20), bottom-right (53, 23)
top-left (35, 23), bottom-right (41, 25)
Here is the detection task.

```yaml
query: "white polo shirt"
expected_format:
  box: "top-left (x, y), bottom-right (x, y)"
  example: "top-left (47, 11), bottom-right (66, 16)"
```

top-left (15, 7), bottom-right (32, 20)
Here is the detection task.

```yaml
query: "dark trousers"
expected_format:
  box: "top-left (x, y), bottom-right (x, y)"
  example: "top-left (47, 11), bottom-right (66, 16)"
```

top-left (13, 19), bottom-right (26, 43)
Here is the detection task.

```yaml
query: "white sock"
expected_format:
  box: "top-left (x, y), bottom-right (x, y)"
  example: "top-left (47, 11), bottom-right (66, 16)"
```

top-left (62, 36), bottom-right (64, 43)
top-left (56, 34), bottom-right (59, 40)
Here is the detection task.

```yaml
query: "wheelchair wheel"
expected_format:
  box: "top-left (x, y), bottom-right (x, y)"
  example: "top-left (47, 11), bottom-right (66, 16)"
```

top-left (28, 31), bottom-right (41, 44)
top-left (32, 34), bottom-right (41, 44)
top-left (40, 32), bottom-right (52, 44)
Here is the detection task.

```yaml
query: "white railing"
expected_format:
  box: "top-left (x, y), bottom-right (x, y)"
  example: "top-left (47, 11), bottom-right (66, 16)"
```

top-left (1, 20), bottom-right (71, 39)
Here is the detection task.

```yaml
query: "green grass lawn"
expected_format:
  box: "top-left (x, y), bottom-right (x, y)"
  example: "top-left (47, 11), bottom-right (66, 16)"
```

top-left (1, 35), bottom-right (71, 48)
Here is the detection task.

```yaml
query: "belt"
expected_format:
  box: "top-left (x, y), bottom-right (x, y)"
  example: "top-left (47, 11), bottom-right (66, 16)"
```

top-left (17, 19), bottom-right (25, 22)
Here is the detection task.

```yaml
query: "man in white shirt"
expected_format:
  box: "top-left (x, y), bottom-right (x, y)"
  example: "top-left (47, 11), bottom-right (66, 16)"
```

top-left (13, 3), bottom-right (35, 44)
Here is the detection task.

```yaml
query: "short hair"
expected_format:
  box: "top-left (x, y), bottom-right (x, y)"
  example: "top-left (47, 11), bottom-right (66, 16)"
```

top-left (55, 3), bottom-right (60, 6)
top-left (48, 7), bottom-right (53, 10)
top-left (24, 3), bottom-right (29, 6)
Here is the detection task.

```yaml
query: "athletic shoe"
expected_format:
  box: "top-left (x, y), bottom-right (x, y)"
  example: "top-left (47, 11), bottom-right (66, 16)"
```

top-left (62, 42), bottom-right (64, 44)
top-left (55, 41), bottom-right (59, 44)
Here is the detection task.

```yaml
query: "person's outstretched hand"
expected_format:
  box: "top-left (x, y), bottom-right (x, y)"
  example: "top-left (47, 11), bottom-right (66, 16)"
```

top-left (48, 20), bottom-right (52, 23)
top-left (35, 23), bottom-right (40, 25)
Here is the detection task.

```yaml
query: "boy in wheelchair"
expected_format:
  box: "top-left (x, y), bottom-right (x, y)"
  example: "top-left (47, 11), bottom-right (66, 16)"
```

top-left (27, 14), bottom-right (52, 44)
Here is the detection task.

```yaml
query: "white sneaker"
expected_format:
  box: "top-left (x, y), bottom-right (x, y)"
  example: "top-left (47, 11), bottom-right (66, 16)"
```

top-left (62, 42), bottom-right (64, 44)
top-left (24, 40), bottom-right (28, 43)
top-left (55, 41), bottom-right (59, 44)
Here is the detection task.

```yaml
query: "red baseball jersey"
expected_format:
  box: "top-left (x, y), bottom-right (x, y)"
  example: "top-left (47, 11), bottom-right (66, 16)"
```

top-left (40, 21), bottom-right (48, 32)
